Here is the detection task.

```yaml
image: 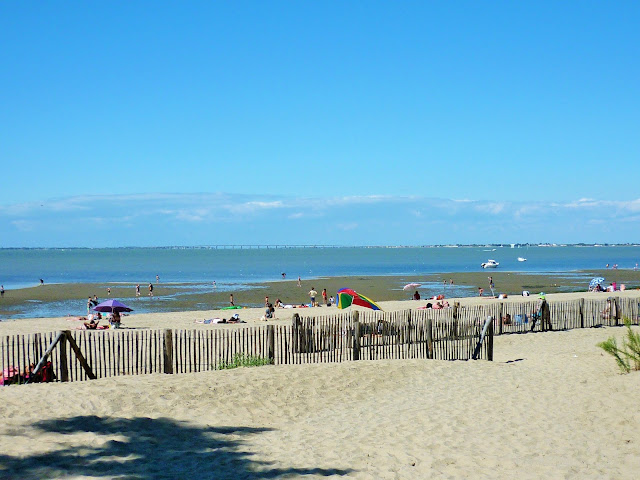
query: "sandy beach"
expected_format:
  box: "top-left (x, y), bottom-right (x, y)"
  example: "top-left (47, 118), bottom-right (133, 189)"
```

top-left (1, 292), bottom-right (640, 479)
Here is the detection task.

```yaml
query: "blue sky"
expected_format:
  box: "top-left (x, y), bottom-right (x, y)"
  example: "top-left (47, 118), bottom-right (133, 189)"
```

top-left (1, 1), bottom-right (639, 247)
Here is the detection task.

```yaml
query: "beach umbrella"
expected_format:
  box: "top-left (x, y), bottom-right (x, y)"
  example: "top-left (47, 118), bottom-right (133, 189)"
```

top-left (336, 288), bottom-right (382, 311)
top-left (93, 299), bottom-right (133, 313)
top-left (589, 277), bottom-right (605, 289)
top-left (403, 283), bottom-right (422, 291)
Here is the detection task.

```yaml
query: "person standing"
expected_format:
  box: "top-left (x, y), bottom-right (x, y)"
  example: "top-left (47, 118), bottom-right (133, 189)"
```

top-left (0, 285), bottom-right (4, 297)
top-left (107, 287), bottom-right (111, 296)
top-left (136, 284), bottom-right (140, 296)
top-left (322, 288), bottom-right (328, 306)
top-left (297, 276), bottom-right (301, 287)
top-left (87, 297), bottom-right (93, 314)
top-left (92, 295), bottom-right (99, 307)
top-left (148, 283), bottom-right (153, 297)
top-left (156, 274), bottom-right (160, 283)
top-left (230, 294), bottom-right (234, 306)
top-left (308, 287), bottom-right (317, 307)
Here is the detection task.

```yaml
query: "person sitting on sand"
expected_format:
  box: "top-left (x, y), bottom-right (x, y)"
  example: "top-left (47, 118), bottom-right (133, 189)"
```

top-left (413, 291), bottom-right (420, 300)
top-left (425, 302), bottom-right (432, 309)
top-left (84, 318), bottom-right (98, 330)
top-left (275, 298), bottom-right (284, 308)
top-left (432, 301), bottom-right (443, 310)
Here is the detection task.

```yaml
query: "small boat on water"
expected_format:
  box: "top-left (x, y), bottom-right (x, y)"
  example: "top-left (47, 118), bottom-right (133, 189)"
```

top-left (481, 259), bottom-right (499, 268)
top-left (517, 257), bottom-right (527, 262)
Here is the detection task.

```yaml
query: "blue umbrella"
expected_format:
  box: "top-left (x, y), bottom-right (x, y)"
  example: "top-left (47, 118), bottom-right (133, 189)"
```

top-left (589, 277), bottom-right (605, 289)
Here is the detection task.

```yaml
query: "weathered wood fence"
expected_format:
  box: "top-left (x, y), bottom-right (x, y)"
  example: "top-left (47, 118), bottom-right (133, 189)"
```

top-left (1, 308), bottom-right (493, 385)
top-left (2, 295), bottom-right (638, 385)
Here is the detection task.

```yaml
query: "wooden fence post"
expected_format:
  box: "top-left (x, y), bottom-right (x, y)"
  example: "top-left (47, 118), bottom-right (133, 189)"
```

top-left (614, 297), bottom-right (621, 326)
top-left (267, 325), bottom-right (275, 364)
top-left (163, 329), bottom-right (174, 374)
top-left (426, 317), bottom-right (433, 359)
top-left (353, 311), bottom-right (360, 361)
top-left (487, 318), bottom-right (494, 361)
top-left (59, 331), bottom-right (69, 382)
top-left (541, 300), bottom-right (551, 331)
top-left (498, 302), bottom-right (503, 335)
top-left (579, 298), bottom-right (585, 329)
top-left (65, 332), bottom-right (96, 380)
top-left (407, 310), bottom-right (412, 357)
top-left (452, 302), bottom-right (460, 338)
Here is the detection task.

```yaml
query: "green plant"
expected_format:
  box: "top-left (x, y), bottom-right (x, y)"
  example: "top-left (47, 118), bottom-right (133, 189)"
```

top-left (218, 353), bottom-right (273, 370)
top-left (597, 318), bottom-right (640, 373)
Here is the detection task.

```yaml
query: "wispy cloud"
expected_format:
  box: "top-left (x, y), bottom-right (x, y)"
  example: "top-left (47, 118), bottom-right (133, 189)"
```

top-left (1, 193), bottom-right (639, 247)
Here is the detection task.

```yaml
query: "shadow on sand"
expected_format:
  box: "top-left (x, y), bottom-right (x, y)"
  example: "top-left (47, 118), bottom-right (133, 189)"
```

top-left (0, 415), bottom-right (354, 479)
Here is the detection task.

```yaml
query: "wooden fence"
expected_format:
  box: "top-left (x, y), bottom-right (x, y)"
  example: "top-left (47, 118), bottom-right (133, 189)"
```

top-left (1, 309), bottom-right (493, 385)
top-left (3, 295), bottom-right (638, 386)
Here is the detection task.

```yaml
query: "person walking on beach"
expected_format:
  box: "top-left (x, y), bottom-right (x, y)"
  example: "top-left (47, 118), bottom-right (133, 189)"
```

top-left (136, 284), bottom-right (140, 296)
top-left (309, 287), bottom-right (317, 307)
top-left (230, 294), bottom-right (234, 306)
top-left (297, 276), bottom-right (302, 287)
top-left (148, 283), bottom-right (153, 297)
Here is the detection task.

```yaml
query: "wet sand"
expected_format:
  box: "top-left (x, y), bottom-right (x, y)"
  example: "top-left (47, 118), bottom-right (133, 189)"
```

top-left (1, 269), bottom-right (639, 319)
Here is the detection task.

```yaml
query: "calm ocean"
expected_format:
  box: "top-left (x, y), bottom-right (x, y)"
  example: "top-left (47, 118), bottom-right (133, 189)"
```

top-left (1, 245), bottom-right (638, 290)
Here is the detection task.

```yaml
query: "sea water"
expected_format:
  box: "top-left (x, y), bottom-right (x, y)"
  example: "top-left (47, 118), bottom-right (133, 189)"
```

top-left (1, 245), bottom-right (638, 290)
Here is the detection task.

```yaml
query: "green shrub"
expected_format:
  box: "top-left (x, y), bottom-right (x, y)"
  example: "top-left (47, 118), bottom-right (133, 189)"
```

top-left (597, 319), bottom-right (640, 374)
top-left (218, 353), bottom-right (273, 370)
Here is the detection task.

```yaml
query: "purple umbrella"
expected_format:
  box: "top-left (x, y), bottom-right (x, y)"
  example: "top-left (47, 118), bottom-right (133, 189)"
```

top-left (93, 299), bottom-right (133, 313)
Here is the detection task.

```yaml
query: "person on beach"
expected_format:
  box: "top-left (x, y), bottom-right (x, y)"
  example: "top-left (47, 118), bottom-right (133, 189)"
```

top-left (282, 272), bottom-right (286, 279)
top-left (40, 278), bottom-right (44, 285)
top-left (329, 295), bottom-right (334, 305)
top-left (488, 276), bottom-right (494, 289)
top-left (413, 291), bottom-right (420, 300)
top-left (322, 289), bottom-right (328, 306)
top-left (213, 280), bottom-right (216, 288)
top-left (136, 284), bottom-right (140, 296)
top-left (478, 287), bottom-right (484, 296)
top-left (148, 283), bottom-right (153, 296)
top-left (87, 297), bottom-right (93, 314)
top-left (297, 276), bottom-right (302, 287)
top-left (156, 275), bottom-right (160, 283)
top-left (265, 296), bottom-right (269, 307)
top-left (309, 287), bottom-right (317, 306)
top-left (107, 287), bottom-right (111, 296)
top-left (92, 295), bottom-right (99, 307)
top-left (230, 294), bottom-right (234, 306)
top-left (1, 285), bottom-right (4, 297)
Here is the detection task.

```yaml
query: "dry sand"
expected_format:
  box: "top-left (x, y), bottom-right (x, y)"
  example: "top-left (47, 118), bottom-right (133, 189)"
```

top-left (1, 294), bottom-right (640, 479)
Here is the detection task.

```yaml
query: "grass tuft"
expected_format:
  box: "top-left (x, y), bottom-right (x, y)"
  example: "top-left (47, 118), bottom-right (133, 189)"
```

top-left (218, 353), bottom-right (273, 370)
top-left (597, 318), bottom-right (640, 374)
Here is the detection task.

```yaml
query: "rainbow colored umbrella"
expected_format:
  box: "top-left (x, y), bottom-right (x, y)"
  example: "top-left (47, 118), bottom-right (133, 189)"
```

top-left (336, 288), bottom-right (382, 311)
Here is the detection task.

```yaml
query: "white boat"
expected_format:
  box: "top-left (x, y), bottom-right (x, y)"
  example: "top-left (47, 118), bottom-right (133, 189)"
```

top-left (517, 257), bottom-right (527, 262)
top-left (481, 259), bottom-right (499, 268)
